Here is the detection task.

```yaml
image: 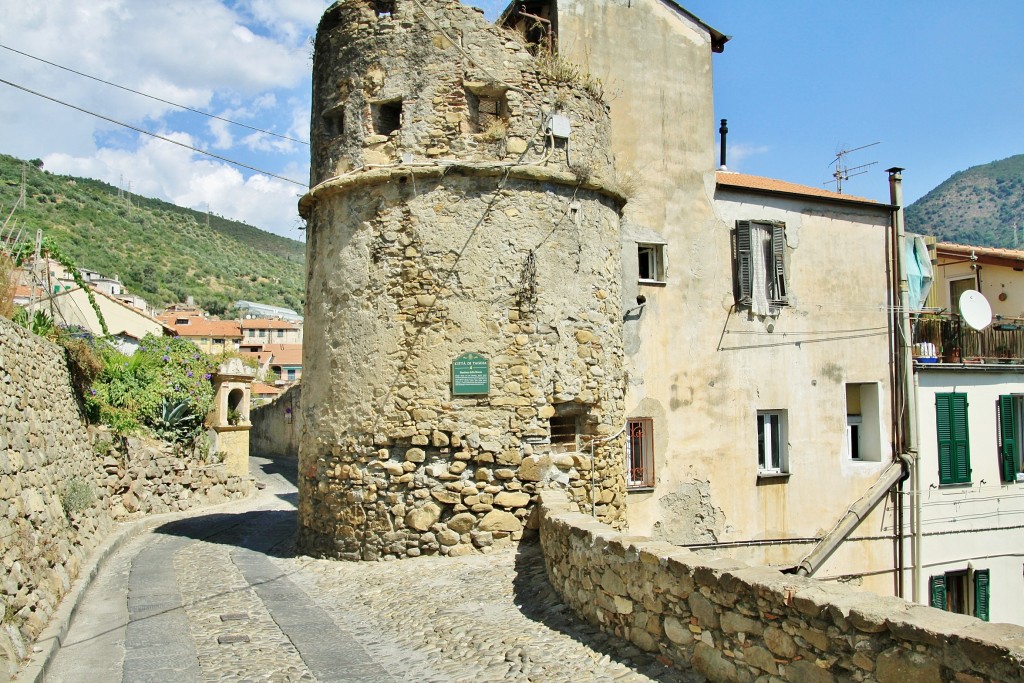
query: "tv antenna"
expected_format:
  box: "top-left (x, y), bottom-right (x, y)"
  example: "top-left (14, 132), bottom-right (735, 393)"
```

top-left (825, 141), bottom-right (879, 194)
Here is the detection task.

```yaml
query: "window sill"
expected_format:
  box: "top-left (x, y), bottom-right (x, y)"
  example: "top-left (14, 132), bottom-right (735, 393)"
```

top-left (637, 279), bottom-right (666, 287)
top-left (626, 486), bottom-right (655, 493)
top-left (756, 472), bottom-right (790, 483)
top-left (938, 482), bottom-right (973, 489)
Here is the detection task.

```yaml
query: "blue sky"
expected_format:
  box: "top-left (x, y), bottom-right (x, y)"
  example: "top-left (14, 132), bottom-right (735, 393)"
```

top-left (2, 1), bottom-right (1022, 240)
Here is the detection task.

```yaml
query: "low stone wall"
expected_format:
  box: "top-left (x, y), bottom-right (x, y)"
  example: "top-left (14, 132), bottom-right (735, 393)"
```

top-left (538, 489), bottom-right (1024, 683)
top-left (251, 384), bottom-right (301, 459)
top-left (0, 318), bottom-right (251, 679)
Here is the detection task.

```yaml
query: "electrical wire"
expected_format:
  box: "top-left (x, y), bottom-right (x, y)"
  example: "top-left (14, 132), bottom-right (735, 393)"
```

top-left (0, 42), bottom-right (308, 146)
top-left (0, 77), bottom-right (307, 188)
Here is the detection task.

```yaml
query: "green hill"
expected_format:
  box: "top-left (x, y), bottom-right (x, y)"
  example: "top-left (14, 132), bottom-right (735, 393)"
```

top-left (906, 154), bottom-right (1024, 248)
top-left (0, 153), bottom-right (305, 315)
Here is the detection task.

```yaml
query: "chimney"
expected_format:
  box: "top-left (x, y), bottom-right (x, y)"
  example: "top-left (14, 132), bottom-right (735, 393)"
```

top-left (719, 118), bottom-right (728, 171)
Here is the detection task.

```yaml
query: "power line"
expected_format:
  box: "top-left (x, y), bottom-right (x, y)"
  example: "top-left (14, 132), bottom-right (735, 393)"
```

top-left (0, 77), bottom-right (307, 188)
top-left (0, 42), bottom-right (308, 146)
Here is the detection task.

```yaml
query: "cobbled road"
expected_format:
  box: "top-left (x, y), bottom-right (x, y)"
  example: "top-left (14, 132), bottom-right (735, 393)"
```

top-left (44, 456), bottom-right (700, 683)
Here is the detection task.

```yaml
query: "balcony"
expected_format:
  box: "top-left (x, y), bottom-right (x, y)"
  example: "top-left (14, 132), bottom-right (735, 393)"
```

top-left (913, 313), bottom-right (1024, 364)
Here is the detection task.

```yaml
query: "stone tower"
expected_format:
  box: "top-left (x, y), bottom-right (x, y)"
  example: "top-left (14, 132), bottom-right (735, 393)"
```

top-left (298, 0), bottom-right (628, 560)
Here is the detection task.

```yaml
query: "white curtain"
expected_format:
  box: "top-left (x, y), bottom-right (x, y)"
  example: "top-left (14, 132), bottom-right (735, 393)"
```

top-left (750, 223), bottom-right (772, 316)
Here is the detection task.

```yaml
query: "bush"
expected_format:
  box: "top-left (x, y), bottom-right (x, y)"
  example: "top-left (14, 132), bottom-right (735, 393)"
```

top-left (61, 477), bottom-right (95, 517)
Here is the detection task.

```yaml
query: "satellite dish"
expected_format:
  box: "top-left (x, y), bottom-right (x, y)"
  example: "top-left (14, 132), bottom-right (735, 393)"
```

top-left (959, 290), bottom-right (992, 331)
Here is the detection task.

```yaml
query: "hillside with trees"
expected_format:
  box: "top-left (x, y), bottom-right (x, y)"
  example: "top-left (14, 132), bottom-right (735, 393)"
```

top-left (0, 153), bottom-right (304, 315)
top-left (906, 154), bottom-right (1024, 248)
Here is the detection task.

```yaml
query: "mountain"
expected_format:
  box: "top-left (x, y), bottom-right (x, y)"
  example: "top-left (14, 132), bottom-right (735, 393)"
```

top-left (0, 154), bottom-right (305, 315)
top-left (906, 154), bottom-right (1024, 248)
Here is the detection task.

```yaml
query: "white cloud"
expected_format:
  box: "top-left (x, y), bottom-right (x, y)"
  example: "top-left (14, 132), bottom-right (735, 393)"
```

top-left (725, 143), bottom-right (772, 170)
top-left (0, 0), bottom-right (315, 238)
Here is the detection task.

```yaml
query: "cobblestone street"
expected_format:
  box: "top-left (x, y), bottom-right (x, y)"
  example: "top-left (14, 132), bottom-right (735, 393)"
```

top-left (42, 456), bottom-right (699, 682)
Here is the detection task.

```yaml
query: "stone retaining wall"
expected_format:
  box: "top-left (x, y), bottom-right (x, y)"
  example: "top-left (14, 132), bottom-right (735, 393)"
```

top-left (0, 318), bottom-right (251, 678)
top-left (538, 489), bottom-right (1024, 683)
top-left (251, 384), bottom-right (301, 459)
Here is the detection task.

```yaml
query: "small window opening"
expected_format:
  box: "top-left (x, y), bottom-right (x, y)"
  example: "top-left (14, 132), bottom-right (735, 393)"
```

top-left (466, 89), bottom-right (508, 134)
top-left (638, 243), bottom-right (665, 283)
top-left (374, 0), bottom-right (395, 17)
top-left (549, 415), bottom-right (578, 453)
top-left (371, 100), bottom-right (402, 136)
top-left (323, 107), bottom-right (344, 137)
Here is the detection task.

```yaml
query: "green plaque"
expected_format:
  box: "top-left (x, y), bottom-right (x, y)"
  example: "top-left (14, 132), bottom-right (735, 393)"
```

top-left (452, 352), bottom-right (489, 395)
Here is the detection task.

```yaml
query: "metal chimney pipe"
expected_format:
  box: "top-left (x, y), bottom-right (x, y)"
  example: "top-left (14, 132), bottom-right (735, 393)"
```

top-left (719, 118), bottom-right (728, 170)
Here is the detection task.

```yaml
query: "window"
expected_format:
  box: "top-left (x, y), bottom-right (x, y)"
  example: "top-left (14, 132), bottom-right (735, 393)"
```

top-left (626, 418), bottom-right (654, 489)
top-left (757, 411), bottom-right (787, 474)
top-left (287, 368), bottom-right (296, 381)
top-left (997, 395), bottom-right (1024, 482)
top-left (213, 338), bottom-right (224, 345)
top-left (936, 392), bottom-right (971, 484)
top-left (323, 106), bottom-right (344, 137)
top-left (949, 276), bottom-right (975, 314)
top-left (549, 415), bottom-right (578, 453)
top-left (374, 0), bottom-right (395, 17)
top-left (846, 383), bottom-right (882, 461)
top-left (465, 88), bottom-right (508, 134)
top-left (371, 100), bottom-right (402, 136)
top-left (637, 243), bottom-right (665, 283)
top-left (258, 329), bottom-right (266, 338)
top-left (929, 569), bottom-right (989, 621)
top-left (735, 220), bottom-right (788, 315)
top-left (277, 329), bottom-right (284, 339)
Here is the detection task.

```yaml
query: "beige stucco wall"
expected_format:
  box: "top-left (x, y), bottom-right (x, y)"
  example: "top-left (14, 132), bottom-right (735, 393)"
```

top-left (554, 0), bottom-right (899, 593)
top-left (52, 288), bottom-right (164, 340)
top-left (913, 367), bottom-right (1024, 624)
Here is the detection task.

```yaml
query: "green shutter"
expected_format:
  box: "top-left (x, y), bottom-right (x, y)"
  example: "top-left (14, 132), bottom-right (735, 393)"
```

top-left (736, 221), bottom-right (752, 305)
top-left (998, 395), bottom-right (1018, 483)
top-left (771, 222), bottom-right (788, 305)
top-left (951, 393), bottom-right (971, 483)
top-left (974, 569), bottom-right (990, 621)
top-left (929, 575), bottom-right (946, 609)
top-left (936, 394), bottom-right (954, 484)
top-left (936, 393), bottom-right (971, 484)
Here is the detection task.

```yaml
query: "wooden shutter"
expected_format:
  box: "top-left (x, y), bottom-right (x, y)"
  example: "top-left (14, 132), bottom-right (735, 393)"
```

top-left (951, 393), bottom-right (971, 483)
top-left (735, 221), bottom-right (752, 305)
top-left (770, 222), bottom-right (788, 305)
top-left (929, 575), bottom-right (946, 609)
top-left (936, 394), bottom-right (954, 485)
top-left (998, 395), bottom-right (1018, 483)
top-left (973, 569), bottom-right (990, 621)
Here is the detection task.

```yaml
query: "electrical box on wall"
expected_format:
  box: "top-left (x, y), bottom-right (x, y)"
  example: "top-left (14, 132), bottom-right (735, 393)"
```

top-left (547, 114), bottom-right (571, 139)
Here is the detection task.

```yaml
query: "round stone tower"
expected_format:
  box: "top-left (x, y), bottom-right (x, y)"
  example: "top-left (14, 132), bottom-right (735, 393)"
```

top-left (298, 0), bottom-right (628, 560)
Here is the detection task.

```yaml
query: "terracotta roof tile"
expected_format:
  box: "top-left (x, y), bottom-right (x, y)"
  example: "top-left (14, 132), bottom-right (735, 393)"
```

top-left (716, 171), bottom-right (882, 205)
top-left (936, 242), bottom-right (1024, 263)
top-left (169, 319), bottom-right (242, 338)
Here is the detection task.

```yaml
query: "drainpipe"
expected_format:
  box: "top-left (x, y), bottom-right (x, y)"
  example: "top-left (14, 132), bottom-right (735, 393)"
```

top-left (794, 456), bottom-right (910, 576)
top-left (888, 167), bottom-right (922, 602)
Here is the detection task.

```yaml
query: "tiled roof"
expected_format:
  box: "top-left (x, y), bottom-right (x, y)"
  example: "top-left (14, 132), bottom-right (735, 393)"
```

top-left (251, 382), bottom-right (281, 395)
top-left (263, 343), bottom-right (303, 366)
top-left (169, 319), bottom-right (242, 338)
top-left (936, 242), bottom-right (1024, 264)
top-left (716, 172), bottom-right (883, 205)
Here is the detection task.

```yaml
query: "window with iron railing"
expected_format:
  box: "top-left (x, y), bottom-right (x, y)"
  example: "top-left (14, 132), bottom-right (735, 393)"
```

top-left (626, 418), bottom-right (654, 489)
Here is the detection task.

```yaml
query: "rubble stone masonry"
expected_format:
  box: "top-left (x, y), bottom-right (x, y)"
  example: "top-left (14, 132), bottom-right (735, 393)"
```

top-left (298, 0), bottom-right (629, 560)
top-left (0, 318), bottom-right (250, 678)
top-left (539, 489), bottom-right (1024, 683)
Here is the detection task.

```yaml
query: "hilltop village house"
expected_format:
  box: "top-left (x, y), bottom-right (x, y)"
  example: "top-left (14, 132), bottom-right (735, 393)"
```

top-left (296, 0), bottom-right (1010, 623)
top-left (905, 243), bottom-right (1024, 624)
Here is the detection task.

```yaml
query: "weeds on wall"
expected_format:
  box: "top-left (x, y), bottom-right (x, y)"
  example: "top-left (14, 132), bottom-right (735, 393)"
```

top-left (60, 477), bottom-right (95, 518)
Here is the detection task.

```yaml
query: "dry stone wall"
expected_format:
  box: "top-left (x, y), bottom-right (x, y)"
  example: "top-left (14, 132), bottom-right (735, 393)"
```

top-left (538, 489), bottom-right (1024, 683)
top-left (298, 0), bottom-right (629, 560)
top-left (0, 318), bottom-right (250, 678)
